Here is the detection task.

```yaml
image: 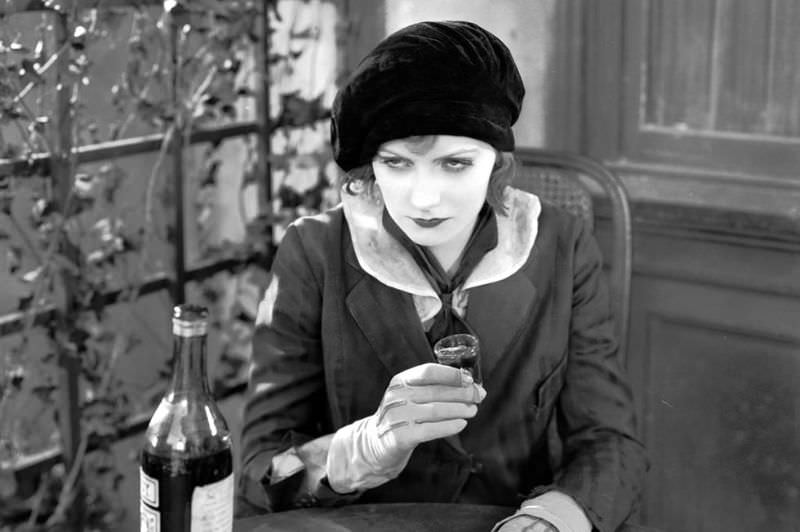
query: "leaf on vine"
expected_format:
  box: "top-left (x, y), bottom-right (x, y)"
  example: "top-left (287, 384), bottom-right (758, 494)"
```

top-left (0, 103), bottom-right (24, 122)
top-left (185, 0), bottom-right (232, 16)
top-left (71, 25), bottom-right (88, 51)
top-left (290, 27), bottom-right (320, 40)
top-left (52, 253), bottom-right (80, 276)
top-left (31, 197), bottom-right (55, 222)
top-left (0, 468), bottom-right (17, 500)
top-left (1, 40), bottom-right (29, 54)
top-left (92, 217), bottom-right (122, 243)
top-left (165, 224), bottom-right (176, 245)
top-left (67, 55), bottom-right (90, 81)
top-left (22, 266), bottom-right (43, 283)
top-left (266, 152), bottom-right (293, 169)
top-left (30, 382), bottom-right (58, 402)
top-left (97, 8), bottom-right (128, 35)
top-left (267, 53), bottom-right (285, 66)
top-left (97, 164), bottom-right (126, 202)
top-left (31, 115), bottom-right (50, 134)
top-left (0, 77), bottom-right (15, 99)
top-left (18, 59), bottom-right (44, 88)
top-left (240, 163), bottom-right (260, 186)
top-left (6, 245), bottom-right (21, 274)
top-left (0, 193), bottom-right (12, 216)
top-left (164, 0), bottom-right (192, 28)
top-left (73, 172), bottom-right (98, 198)
top-left (220, 104), bottom-right (235, 118)
top-left (16, 293), bottom-right (33, 311)
top-left (200, 160), bottom-right (220, 187)
top-left (86, 249), bottom-right (107, 265)
top-left (0, 269), bottom-right (31, 310)
top-left (82, 399), bottom-right (119, 439)
top-left (33, 39), bottom-right (45, 59)
top-left (0, 143), bottom-right (21, 160)
top-left (135, 98), bottom-right (164, 126)
top-left (274, 92), bottom-right (330, 129)
top-left (127, 37), bottom-right (148, 62)
top-left (293, 153), bottom-right (318, 170)
top-left (6, 365), bottom-right (25, 389)
top-left (42, 0), bottom-right (71, 13)
top-left (221, 58), bottom-right (241, 74)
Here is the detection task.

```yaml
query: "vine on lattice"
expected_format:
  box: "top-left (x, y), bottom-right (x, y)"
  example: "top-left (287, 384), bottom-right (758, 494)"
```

top-left (0, 0), bottom-right (342, 528)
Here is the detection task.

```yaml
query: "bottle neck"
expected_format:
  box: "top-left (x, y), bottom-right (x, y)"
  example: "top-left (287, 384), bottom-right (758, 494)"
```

top-left (169, 333), bottom-right (210, 395)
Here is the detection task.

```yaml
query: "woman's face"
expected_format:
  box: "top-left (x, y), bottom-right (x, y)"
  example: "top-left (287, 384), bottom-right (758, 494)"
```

top-left (372, 135), bottom-right (496, 257)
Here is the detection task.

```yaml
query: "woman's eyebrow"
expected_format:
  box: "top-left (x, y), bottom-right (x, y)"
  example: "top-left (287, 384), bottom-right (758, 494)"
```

top-left (376, 149), bottom-right (408, 157)
top-left (435, 148), bottom-right (479, 158)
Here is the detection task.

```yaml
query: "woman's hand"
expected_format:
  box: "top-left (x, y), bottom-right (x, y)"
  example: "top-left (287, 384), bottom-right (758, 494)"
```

top-left (326, 362), bottom-right (486, 492)
top-left (372, 362), bottom-right (486, 455)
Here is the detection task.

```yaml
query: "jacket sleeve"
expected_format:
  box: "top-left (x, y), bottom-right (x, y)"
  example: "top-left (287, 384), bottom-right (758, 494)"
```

top-left (542, 218), bottom-right (648, 532)
top-left (238, 222), bottom-right (341, 513)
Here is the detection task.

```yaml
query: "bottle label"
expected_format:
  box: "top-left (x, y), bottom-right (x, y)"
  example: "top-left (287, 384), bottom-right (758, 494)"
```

top-left (140, 468), bottom-right (160, 507)
top-left (190, 472), bottom-right (234, 531)
top-left (140, 501), bottom-right (160, 532)
top-left (140, 468), bottom-right (160, 532)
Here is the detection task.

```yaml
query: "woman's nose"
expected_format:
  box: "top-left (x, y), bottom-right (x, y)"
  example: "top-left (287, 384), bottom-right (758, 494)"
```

top-left (408, 173), bottom-right (441, 210)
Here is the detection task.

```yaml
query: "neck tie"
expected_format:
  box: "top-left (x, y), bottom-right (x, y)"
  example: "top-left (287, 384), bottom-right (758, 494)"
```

top-left (382, 203), bottom-right (498, 345)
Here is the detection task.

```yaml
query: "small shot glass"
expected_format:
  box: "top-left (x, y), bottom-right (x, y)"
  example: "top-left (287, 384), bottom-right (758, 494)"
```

top-left (433, 333), bottom-right (482, 385)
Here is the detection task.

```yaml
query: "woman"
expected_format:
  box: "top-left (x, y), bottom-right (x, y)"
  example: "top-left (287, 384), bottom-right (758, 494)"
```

top-left (239, 20), bottom-right (647, 532)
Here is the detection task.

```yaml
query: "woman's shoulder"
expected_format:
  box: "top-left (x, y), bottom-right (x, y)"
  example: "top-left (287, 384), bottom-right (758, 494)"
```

top-left (505, 186), bottom-right (583, 236)
top-left (505, 187), bottom-right (593, 269)
top-left (274, 205), bottom-right (347, 269)
top-left (286, 204), bottom-right (345, 240)
top-left (268, 206), bottom-right (350, 286)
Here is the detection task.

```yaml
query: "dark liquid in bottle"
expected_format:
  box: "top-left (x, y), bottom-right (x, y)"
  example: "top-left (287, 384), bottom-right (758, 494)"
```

top-left (140, 447), bottom-right (232, 531)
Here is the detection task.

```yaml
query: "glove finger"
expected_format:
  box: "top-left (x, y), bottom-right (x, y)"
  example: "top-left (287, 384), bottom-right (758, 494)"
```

top-left (376, 400), bottom-right (477, 438)
top-left (404, 383), bottom-right (485, 405)
top-left (409, 401), bottom-right (479, 423)
top-left (395, 363), bottom-right (467, 387)
top-left (405, 418), bottom-right (469, 444)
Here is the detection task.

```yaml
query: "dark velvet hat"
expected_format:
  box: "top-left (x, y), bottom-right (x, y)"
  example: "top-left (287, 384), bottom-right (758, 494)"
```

top-left (331, 20), bottom-right (525, 172)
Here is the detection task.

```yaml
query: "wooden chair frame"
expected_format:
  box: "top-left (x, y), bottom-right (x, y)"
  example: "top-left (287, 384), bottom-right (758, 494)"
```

top-left (514, 147), bottom-right (633, 362)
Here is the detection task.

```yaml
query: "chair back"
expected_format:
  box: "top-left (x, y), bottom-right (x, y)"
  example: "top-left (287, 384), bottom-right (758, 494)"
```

top-left (512, 148), bottom-right (632, 362)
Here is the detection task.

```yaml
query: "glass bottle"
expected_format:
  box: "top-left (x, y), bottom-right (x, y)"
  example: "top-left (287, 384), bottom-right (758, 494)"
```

top-left (140, 304), bottom-right (233, 532)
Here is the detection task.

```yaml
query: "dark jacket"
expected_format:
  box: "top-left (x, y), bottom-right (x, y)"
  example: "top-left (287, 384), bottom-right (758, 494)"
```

top-left (240, 188), bottom-right (647, 532)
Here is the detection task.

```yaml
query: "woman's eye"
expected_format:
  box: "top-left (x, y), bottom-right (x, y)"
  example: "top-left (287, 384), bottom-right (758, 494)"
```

top-left (378, 157), bottom-right (409, 169)
top-left (442, 158), bottom-right (473, 171)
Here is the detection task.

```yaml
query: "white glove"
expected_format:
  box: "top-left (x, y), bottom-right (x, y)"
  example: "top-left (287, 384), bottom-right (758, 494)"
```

top-left (492, 492), bottom-right (592, 532)
top-left (493, 516), bottom-right (558, 532)
top-left (326, 362), bottom-right (486, 493)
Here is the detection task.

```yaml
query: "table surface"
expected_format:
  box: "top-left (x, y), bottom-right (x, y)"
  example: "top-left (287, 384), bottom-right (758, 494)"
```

top-left (234, 503), bottom-right (514, 532)
top-left (234, 503), bottom-right (662, 532)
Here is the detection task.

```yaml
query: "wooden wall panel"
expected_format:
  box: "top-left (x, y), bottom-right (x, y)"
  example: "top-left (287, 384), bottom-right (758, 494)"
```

top-left (606, 218), bottom-right (800, 532)
top-left (636, 307), bottom-right (799, 530)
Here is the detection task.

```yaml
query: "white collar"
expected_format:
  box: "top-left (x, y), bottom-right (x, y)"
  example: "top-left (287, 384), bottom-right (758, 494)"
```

top-left (341, 186), bottom-right (541, 296)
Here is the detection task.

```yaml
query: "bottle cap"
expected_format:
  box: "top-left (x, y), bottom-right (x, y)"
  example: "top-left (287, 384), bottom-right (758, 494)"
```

top-left (172, 304), bottom-right (208, 337)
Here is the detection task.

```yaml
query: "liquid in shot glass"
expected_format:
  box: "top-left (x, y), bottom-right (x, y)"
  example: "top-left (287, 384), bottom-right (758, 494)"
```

top-left (433, 333), bottom-right (482, 384)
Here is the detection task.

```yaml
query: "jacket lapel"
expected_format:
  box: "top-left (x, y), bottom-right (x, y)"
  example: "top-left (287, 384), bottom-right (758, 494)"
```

top-left (465, 271), bottom-right (538, 383)
top-left (345, 247), bottom-right (434, 376)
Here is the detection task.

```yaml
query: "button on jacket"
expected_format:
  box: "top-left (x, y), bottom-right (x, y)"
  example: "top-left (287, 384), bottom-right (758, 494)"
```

top-left (240, 187), bottom-right (647, 532)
